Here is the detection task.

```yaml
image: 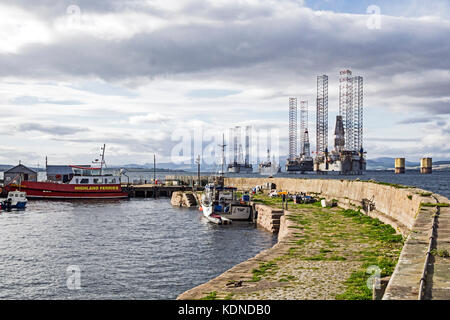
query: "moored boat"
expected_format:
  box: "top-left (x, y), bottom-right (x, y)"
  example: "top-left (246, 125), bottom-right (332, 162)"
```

top-left (201, 182), bottom-right (252, 224)
top-left (4, 145), bottom-right (129, 200)
top-left (1, 191), bottom-right (27, 210)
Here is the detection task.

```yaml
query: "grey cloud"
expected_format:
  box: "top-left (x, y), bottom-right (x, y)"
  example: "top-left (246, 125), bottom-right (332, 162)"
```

top-left (0, 2), bottom-right (449, 118)
top-left (414, 100), bottom-right (450, 115)
top-left (0, 6), bottom-right (448, 80)
top-left (397, 117), bottom-right (434, 125)
top-left (17, 123), bottom-right (89, 135)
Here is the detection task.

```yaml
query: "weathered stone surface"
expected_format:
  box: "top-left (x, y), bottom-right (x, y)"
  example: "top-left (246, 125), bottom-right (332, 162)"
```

top-left (255, 204), bottom-right (284, 233)
top-left (176, 178), bottom-right (450, 300)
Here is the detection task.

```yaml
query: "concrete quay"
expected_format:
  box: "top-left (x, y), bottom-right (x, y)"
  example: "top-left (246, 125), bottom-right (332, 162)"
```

top-left (177, 177), bottom-right (450, 300)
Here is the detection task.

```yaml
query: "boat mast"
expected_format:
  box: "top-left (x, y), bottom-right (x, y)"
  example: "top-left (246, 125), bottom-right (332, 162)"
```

top-left (218, 133), bottom-right (227, 177)
top-left (100, 144), bottom-right (106, 176)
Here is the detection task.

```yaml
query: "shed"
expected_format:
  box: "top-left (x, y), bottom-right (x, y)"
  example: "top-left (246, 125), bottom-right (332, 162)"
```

top-left (4, 164), bottom-right (38, 184)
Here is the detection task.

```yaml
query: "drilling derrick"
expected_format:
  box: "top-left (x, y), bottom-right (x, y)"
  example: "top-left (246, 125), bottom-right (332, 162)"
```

top-left (316, 75), bottom-right (329, 155)
top-left (299, 100), bottom-right (308, 156)
top-left (340, 70), bottom-right (354, 151)
top-left (233, 126), bottom-right (240, 163)
top-left (245, 125), bottom-right (251, 166)
top-left (353, 76), bottom-right (363, 152)
top-left (288, 98), bottom-right (298, 161)
top-left (334, 115), bottom-right (345, 152)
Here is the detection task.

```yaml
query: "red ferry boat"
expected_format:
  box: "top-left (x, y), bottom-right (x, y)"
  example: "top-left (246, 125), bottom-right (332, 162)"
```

top-left (5, 145), bottom-right (129, 199)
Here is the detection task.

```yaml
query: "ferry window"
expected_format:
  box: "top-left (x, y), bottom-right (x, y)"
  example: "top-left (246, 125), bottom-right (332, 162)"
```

top-left (80, 179), bottom-right (89, 184)
top-left (93, 178), bottom-right (99, 184)
top-left (112, 179), bottom-right (116, 183)
top-left (104, 179), bottom-right (108, 184)
top-left (76, 179), bottom-right (79, 184)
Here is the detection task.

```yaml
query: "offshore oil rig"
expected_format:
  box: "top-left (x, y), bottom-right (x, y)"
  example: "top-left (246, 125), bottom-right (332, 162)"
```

top-left (287, 70), bottom-right (366, 175)
top-left (286, 99), bottom-right (314, 173)
top-left (227, 126), bottom-right (253, 173)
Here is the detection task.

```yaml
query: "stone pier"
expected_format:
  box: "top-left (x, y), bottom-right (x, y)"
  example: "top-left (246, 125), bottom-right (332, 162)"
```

top-left (177, 177), bottom-right (450, 300)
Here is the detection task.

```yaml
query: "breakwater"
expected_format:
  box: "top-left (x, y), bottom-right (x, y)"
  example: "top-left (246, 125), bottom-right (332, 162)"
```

top-left (177, 177), bottom-right (450, 300)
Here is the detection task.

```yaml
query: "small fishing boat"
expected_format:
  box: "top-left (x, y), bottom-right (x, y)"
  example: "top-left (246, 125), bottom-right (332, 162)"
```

top-left (1, 191), bottom-right (27, 210)
top-left (201, 182), bottom-right (253, 224)
top-left (201, 185), bottom-right (232, 225)
top-left (201, 134), bottom-right (253, 225)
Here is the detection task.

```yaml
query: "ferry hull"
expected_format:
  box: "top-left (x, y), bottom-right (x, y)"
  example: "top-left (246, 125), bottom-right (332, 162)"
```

top-left (6, 181), bottom-right (129, 199)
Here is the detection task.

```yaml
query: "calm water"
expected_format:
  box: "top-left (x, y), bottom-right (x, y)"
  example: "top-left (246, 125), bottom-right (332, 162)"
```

top-left (0, 170), bottom-right (448, 300)
top-left (0, 199), bottom-right (277, 299)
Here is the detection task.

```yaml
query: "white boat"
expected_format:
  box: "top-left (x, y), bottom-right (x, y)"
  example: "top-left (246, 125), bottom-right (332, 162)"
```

top-left (201, 190), bottom-right (232, 225)
top-left (201, 183), bottom-right (253, 224)
top-left (200, 134), bottom-right (252, 224)
top-left (1, 191), bottom-right (28, 210)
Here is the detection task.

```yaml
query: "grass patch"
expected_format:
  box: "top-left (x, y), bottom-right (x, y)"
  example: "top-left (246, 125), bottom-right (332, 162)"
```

top-left (303, 254), bottom-right (326, 261)
top-left (365, 180), bottom-right (411, 189)
top-left (431, 249), bottom-right (450, 258)
top-left (419, 192), bottom-right (432, 197)
top-left (200, 291), bottom-right (218, 300)
top-left (335, 271), bottom-right (372, 300)
top-left (251, 261), bottom-right (277, 281)
top-left (421, 202), bottom-right (450, 208)
top-left (407, 195), bottom-right (412, 200)
top-left (224, 293), bottom-right (234, 300)
top-left (341, 209), bottom-right (403, 244)
top-left (329, 255), bottom-right (347, 261)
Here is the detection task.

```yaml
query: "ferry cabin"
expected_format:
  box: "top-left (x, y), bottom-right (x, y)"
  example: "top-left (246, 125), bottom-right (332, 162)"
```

top-left (46, 165), bottom-right (121, 185)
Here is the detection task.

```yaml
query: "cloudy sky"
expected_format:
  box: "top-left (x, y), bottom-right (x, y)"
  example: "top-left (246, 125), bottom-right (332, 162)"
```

top-left (0, 0), bottom-right (449, 167)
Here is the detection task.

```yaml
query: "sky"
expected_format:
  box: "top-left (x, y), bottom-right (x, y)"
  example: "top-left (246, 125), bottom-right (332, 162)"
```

top-left (0, 0), bottom-right (449, 167)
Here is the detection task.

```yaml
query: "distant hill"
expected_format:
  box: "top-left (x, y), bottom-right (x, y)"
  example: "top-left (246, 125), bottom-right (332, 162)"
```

top-left (0, 164), bottom-right (13, 171)
top-left (435, 161), bottom-right (450, 165)
top-left (366, 158), bottom-right (450, 171)
top-left (366, 158), bottom-right (419, 170)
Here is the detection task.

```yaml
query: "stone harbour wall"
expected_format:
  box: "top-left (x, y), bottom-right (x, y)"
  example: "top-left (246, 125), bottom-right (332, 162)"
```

top-left (176, 178), bottom-right (450, 300)
top-left (225, 177), bottom-right (430, 234)
top-left (254, 204), bottom-right (284, 233)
